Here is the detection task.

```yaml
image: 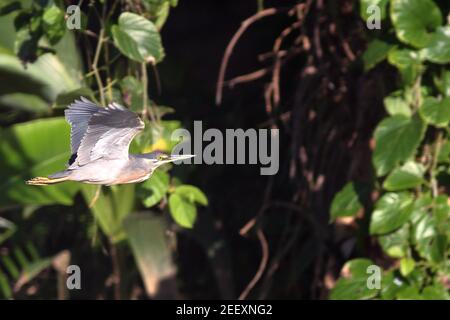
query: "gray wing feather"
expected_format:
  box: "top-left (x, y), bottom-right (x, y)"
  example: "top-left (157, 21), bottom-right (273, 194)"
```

top-left (65, 97), bottom-right (101, 154)
top-left (74, 101), bottom-right (144, 165)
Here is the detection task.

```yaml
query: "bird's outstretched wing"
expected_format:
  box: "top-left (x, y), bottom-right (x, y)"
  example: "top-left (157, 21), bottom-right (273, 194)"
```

top-left (65, 97), bottom-right (100, 155)
top-left (65, 97), bottom-right (144, 166)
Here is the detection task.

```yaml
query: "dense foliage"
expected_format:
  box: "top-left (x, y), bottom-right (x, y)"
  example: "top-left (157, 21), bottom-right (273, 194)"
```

top-left (330, 0), bottom-right (450, 300)
top-left (0, 0), bottom-right (448, 300)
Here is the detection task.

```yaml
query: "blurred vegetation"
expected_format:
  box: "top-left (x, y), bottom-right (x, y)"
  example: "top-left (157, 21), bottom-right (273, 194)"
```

top-left (0, 0), bottom-right (448, 300)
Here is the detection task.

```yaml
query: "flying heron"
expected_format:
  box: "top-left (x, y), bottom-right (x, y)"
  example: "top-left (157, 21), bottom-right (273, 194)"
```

top-left (26, 97), bottom-right (194, 186)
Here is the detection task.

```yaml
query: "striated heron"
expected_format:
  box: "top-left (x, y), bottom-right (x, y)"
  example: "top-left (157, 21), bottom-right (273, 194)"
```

top-left (26, 97), bottom-right (194, 186)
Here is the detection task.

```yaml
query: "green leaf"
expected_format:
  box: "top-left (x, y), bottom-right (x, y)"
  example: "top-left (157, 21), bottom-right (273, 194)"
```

top-left (54, 88), bottom-right (95, 108)
top-left (82, 184), bottom-right (135, 243)
top-left (0, 217), bottom-right (16, 245)
top-left (168, 184), bottom-right (208, 229)
top-left (360, 0), bottom-right (389, 20)
top-left (174, 185), bottom-right (208, 206)
top-left (410, 197), bottom-right (447, 262)
top-left (381, 271), bottom-right (406, 300)
top-left (0, 271), bottom-right (12, 299)
top-left (138, 170), bottom-right (169, 208)
top-left (0, 92), bottom-right (50, 114)
top-left (42, 6), bottom-right (66, 45)
top-left (387, 48), bottom-right (423, 84)
top-left (437, 140), bottom-right (450, 163)
top-left (0, 52), bottom-right (81, 101)
top-left (369, 192), bottom-right (414, 235)
top-left (330, 259), bottom-right (380, 300)
top-left (421, 26), bottom-right (450, 64)
top-left (433, 195), bottom-right (449, 227)
top-left (396, 286), bottom-right (422, 299)
top-left (14, 250), bottom-right (69, 292)
top-left (13, 27), bottom-right (39, 63)
top-left (112, 12), bottom-right (164, 63)
top-left (0, 1), bottom-right (21, 16)
top-left (168, 193), bottom-right (197, 228)
top-left (419, 96), bottom-right (450, 127)
top-left (0, 118), bottom-right (80, 206)
top-left (399, 258), bottom-right (415, 276)
top-left (421, 284), bottom-right (450, 300)
top-left (124, 214), bottom-right (176, 297)
top-left (373, 115), bottom-right (425, 176)
top-left (383, 91), bottom-right (411, 117)
top-left (362, 39), bottom-right (392, 72)
top-left (383, 161), bottom-right (425, 191)
top-left (387, 48), bottom-right (422, 69)
top-left (330, 182), bottom-right (367, 220)
top-left (434, 70), bottom-right (450, 97)
top-left (14, 257), bottom-right (53, 291)
top-left (378, 224), bottom-right (409, 258)
top-left (111, 26), bottom-right (143, 62)
top-left (390, 0), bottom-right (442, 48)
top-left (429, 234), bottom-right (446, 263)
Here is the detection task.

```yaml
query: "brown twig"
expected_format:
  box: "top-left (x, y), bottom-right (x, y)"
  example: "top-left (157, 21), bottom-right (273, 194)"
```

top-left (239, 218), bottom-right (257, 236)
top-left (225, 68), bottom-right (270, 88)
top-left (340, 39), bottom-right (356, 61)
top-left (238, 229), bottom-right (269, 300)
top-left (110, 243), bottom-right (122, 300)
top-left (216, 7), bottom-right (290, 105)
top-left (271, 21), bottom-right (302, 108)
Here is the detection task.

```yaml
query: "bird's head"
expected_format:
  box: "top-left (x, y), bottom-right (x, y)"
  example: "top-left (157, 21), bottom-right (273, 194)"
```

top-left (143, 151), bottom-right (195, 168)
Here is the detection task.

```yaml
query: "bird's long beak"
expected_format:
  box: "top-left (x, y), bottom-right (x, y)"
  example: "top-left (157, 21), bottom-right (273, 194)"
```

top-left (166, 154), bottom-right (195, 164)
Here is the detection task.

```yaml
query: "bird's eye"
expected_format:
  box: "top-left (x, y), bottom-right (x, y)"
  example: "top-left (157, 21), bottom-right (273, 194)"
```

top-left (157, 154), bottom-right (168, 161)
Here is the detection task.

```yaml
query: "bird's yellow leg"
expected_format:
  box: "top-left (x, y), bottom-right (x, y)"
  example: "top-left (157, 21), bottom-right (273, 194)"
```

top-left (26, 176), bottom-right (69, 185)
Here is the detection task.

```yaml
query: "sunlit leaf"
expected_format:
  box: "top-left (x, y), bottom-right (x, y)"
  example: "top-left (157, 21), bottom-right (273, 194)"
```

top-left (373, 115), bottom-right (425, 176)
top-left (421, 26), bottom-right (450, 64)
top-left (168, 193), bottom-right (196, 228)
top-left (419, 96), bottom-right (450, 127)
top-left (390, 0), bottom-right (442, 48)
top-left (124, 214), bottom-right (176, 297)
top-left (112, 12), bottom-right (164, 63)
top-left (383, 91), bottom-right (411, 117)
top-left (369, 192), bottom-right (414, 235)
top-left (330, 259), bottom-right (379, 300)
top-left (378, 224), bottom-right (409, 258)
top-left (383, 161), bottom-right (425, 191)
top-left (138, 170), bottom-right (169, 208)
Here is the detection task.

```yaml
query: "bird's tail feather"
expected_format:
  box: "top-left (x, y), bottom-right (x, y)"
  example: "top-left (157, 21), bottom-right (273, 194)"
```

top-left (26, 171), bottom-right (70, 186)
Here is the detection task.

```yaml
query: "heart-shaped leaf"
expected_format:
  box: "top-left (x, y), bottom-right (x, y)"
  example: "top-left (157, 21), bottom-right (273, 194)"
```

top-left (390, 0), bottom-right (442, 48)
top-left (421, 27), bottom-right (450, 64)
top-left (383, 161), bottom-right (425, 191)
top-left (373, 115), bottom-right (425, 176)
top-left (419, 96), bottom-right (450, 127)
top-left (112, 12), bottom-right (164, 64)
top-left (370, 192), bottom-right (415, 235)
